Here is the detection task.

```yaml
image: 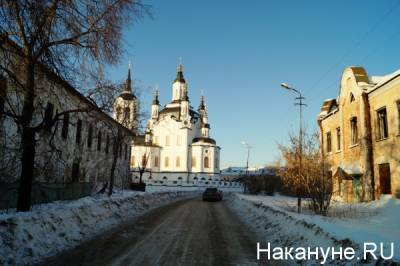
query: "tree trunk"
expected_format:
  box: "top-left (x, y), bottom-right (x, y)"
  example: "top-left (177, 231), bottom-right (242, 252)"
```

top-left (17, 61), bottom-right (36, 212)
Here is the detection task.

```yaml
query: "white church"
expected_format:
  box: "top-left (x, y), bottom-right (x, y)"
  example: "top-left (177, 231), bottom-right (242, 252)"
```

top-left (114, 63), bottom-right (221, 185)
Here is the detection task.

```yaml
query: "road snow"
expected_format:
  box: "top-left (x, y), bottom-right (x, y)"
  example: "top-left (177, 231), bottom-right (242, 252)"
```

top-left (0, 191), bottom-right (197, 265)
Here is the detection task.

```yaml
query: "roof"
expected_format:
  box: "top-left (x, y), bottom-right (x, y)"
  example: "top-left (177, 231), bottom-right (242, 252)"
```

top-left (133, 135), bottom-right (160, 147)
top-left (119, 92), bottom-right (136, 101)
top-left (192, 137), bottom-right (216, 145)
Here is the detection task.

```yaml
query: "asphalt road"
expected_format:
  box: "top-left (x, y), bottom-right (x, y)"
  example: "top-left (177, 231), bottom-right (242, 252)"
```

top-left (43, 197), bottom-right (273, 266)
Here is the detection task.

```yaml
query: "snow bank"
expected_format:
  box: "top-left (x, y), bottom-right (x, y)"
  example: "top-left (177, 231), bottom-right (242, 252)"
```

top-left (227, 194), bottom-right (399, 265)
top-left (0, 190), bottom-right (197, 265)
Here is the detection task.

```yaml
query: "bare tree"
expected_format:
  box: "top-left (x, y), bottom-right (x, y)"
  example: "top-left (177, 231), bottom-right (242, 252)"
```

top-left (0, 0), bottom-right (150, 211)
top-left (278, 131), bottom-right (332, 215)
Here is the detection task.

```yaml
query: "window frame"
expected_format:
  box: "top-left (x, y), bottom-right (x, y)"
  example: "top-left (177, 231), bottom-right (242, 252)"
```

top-left (350, 117), bottom-right (358, 146)
top-left (376, 107), bottom-right (388, 141)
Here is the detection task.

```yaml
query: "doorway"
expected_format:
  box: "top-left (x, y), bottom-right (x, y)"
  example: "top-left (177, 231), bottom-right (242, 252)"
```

top-left (379, 163), bottom-right (391, 194)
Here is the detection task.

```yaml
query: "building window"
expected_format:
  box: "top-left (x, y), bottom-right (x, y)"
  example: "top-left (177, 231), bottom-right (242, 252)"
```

top-left (176, 135), bottom-right (181, 146)
top-left (0, 76), bottom-right (6, 119)
top-left (61, 113), bottom-right (69, 139)
top-left (204, 156), bottom-right (210, 168)
top-left (97, 131), bottom-right (102, 151)
top-left (44, 102), bottom-right (54, 129)
top-left (154, 136), bottom-right (159, 145)
top-left (377, 107), bottom-right (388, 140)
top-left (215, 158), bottom-right (218, 169)
top-left (176, 156), bottom-right (180, 167)
top-left (397, 101), bottom-right (400, 134)
top-left (154, 156), bottom-right (159, 167)
top-left (165, 135), bottom-right (170, 146)
top-left (87, 124), bottom-right (93, 148)
top-left (326, 132), bottom-right (332, 153)
top-left (336, 127), bottom-right (341, 151)
top-left (350, 117), bottom-right (358, 145)
top-left (76, 119), bottom-right (82, 144)
top-left (192, 157), bottom-right (196, 168)
top-left (165, 157), bottom-right (169, 167)
top-left (105, 135), bottom-right (110, 154)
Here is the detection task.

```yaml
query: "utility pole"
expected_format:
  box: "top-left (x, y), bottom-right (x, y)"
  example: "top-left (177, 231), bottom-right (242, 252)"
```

top-left (281, 83), bottom-right (307, 213)
top-left (242, 141), bottom-right (251, 194)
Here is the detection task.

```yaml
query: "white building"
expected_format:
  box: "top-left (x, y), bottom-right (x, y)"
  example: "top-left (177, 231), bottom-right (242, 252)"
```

top-left (119, 63), bottom-right (221, 185)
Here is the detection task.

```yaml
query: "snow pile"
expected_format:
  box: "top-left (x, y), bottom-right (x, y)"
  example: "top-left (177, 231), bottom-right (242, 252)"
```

top-left (0, 190), bottom-right (197, 265)
top-left (228, 194), bottom-right (399, 265)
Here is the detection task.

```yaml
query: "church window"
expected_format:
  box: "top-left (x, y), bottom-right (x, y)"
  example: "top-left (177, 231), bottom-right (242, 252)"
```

top-left (154, 156), bottom-right (159, 167)
top-left (116, 106), bottom-right (122, 121)
top-left (350, 117), bottom-right (358, 145)
top-left (204, 156), bottom-right (210, 168)
top-left (336, 127), bottom-right (341, 151)
top-left (165, 157), bottom-right (169, 167)
top-left (215, 158), bottom-right (218, 169)
top-left (61, 113), bottom-right (69, 140)
top-left (105, 135), bottom-right (110, 154)
top-left (76, 119), bottom-right (82, 144)
top-left (124, 107), bottom-right (130, 121)
top-left (87, 124), bottom-right (93, 148)
top-left (141, 154), bottom-right (147, 167)
top-left (97, 131), bottom-right (102, 151)
top-left (350, 93), bottom-right (355, 103)
top-left (165, 135), bottom-right (170, 146)
top-left (176, 156), bottom-right (181, 167)
top-left (192, 157), bottom-right (196, 168)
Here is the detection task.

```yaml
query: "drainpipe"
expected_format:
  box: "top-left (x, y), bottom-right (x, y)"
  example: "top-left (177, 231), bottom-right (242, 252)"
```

top-left (361, 92), bottom-right (375, 201)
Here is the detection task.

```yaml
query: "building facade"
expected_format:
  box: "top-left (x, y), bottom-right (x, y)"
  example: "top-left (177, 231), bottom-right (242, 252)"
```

top-left (125, 64), bottom-right (221, 185)
top-left (318, 67), bottom-right (400, 202)
top-left (0, 63), bottom-right (133, 187)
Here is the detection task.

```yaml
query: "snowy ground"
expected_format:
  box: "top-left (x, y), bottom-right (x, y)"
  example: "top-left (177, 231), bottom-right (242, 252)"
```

top-left (0, 190), bottom-right (198, 266)
top-left (227, 193), bottom-right (399, 265)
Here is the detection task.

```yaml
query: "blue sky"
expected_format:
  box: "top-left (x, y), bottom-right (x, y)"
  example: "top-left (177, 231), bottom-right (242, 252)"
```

top-left (107, 0), bottom-right (400, 168)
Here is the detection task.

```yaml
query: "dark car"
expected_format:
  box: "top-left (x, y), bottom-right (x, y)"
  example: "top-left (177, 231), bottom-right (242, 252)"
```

top-left (202, 187), bottom-right (223, 201)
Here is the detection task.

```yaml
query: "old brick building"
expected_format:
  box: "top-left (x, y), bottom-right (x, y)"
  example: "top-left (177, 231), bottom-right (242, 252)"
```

top-left (318, 67), bottom-right (400, 202)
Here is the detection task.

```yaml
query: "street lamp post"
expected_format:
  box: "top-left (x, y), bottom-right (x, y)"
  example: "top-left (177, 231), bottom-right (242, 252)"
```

top-left (241, 141), bottom-right (251, 193)
top-left (281, 83), bottom-right (307, 213)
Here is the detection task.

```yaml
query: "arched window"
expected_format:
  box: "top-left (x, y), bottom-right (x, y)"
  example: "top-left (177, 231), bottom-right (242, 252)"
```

top-left (131, 156), bottom-right (135, 167)
top-left (165, 157), bottom-right (169, 167)
top-left (124, 107), bottom-right (130, 120)
top-left (192, 157), bottom-right (196, 168)
top-left (116, 107), bottom-right (122, 120)
top-left (154, 156), bottom-right (159, 167)
top-left (141, 154), bottom-right (147, 167)
top-left (350, 93), bottom-right (355, 103)
top-left (163, 176), bottom-right (167, 180)
top-left (176, 156), bottom-right (180, 167)
top-left (204, 156), bottom-right (209, 168)
top-left (165, 135), bottom-right (170, 146)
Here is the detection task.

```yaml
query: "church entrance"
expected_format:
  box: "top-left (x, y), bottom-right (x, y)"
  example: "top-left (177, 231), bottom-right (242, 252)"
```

top-left (379, 163), bottom-right (391, 194)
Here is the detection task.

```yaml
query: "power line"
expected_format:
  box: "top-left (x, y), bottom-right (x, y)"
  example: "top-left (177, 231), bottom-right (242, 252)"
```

top-left (306, 0), bottom-right (400, 98)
